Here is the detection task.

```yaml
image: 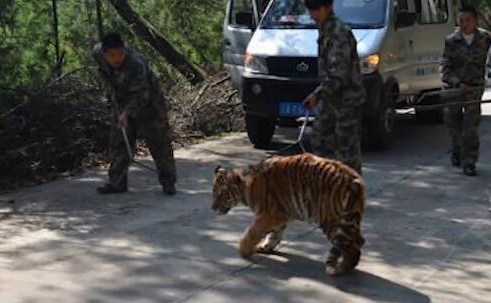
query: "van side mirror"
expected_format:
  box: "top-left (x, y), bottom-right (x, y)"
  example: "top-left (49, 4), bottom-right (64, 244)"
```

top-left (235, 11), bottom-right (255, 29)
top-left (395, 11), bottom-right (417, 29)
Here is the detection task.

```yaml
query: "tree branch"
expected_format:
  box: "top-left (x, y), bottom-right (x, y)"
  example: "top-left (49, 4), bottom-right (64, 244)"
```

top-left (106, 0), bottom-right (207, 84)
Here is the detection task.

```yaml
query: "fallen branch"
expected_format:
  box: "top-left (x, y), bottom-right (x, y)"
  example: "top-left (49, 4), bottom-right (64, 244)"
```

top-left (225, 90), bottom-right (239, 102)
top-left (193, 83), bottom-right (210, 104)
top-left (211, 75), bottom-right (231, 88)
top-left (1, 70), bottom-right (242, 191)
top-left (0, 98), bottom-right (30, 119)
top-left (37, 67), bottom-right (88, 95)
top-left (193, 76), bottom-right (232, 104)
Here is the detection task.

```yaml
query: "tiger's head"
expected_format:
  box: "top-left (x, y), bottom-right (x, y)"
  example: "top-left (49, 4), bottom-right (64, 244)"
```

top-left (212, 166), bottom-right (246, 215)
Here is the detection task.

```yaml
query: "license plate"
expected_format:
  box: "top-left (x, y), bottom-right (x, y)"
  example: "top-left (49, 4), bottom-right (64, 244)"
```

top-left (279, 102), bottom-right (312, 117)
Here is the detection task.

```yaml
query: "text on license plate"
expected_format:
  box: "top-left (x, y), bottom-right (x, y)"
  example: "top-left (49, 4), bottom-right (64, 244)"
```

top-left (279, 102), bottom-right (312, 117)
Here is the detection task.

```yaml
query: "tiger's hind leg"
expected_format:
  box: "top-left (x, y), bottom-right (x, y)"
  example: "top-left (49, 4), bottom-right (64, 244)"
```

top-left (325, 234), bottom-right (345, 276)
top-left (256, 224), bottom-right (287, 254)
top-left (239, 214), bottom-right (289, 258)
top-left (324, 213), bottom-right (365, 276)
top-left (338, 212), bottom-right (364, 273)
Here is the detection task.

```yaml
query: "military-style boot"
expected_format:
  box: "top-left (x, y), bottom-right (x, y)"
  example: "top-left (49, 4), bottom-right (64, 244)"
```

top-left (463, 163), bottom-right (477, 176)
top-left (97, 183), bottom-right (128, 195)
top-left (451, 152), bottom-right (461, 167)
top-left (162, 183), bottom-right (177, 196)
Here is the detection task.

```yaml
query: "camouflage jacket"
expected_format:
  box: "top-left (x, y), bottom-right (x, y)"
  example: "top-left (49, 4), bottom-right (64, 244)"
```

top-left (92, 43), bottom-right (166, 118)
top-left (441, 29), bottom-right (491, 88)
top-left (314, 16), bottom-right (365, 106)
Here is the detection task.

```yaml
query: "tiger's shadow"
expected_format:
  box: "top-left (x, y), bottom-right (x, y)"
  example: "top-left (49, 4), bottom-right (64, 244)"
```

top-left (249, 251), bottom-right (431, 303)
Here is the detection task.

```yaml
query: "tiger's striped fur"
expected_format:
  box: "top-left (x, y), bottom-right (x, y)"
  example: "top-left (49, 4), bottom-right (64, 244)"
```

top-left (212, 153), bottom-right (366, 276)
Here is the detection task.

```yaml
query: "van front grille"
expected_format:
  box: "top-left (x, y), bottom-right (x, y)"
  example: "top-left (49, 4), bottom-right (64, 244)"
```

top-left (266, 57), bottom-right (318, 78)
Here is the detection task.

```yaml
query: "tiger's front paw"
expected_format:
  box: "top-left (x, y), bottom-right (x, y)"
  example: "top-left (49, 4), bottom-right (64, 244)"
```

top-left (239, 239), bottom-right (255, 259)
top-left (325, 258), bottom-right (343, 276)
top-left (325, 249), bottom-right (360, 276)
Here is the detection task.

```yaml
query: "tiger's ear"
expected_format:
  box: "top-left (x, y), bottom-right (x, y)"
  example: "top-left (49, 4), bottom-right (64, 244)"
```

top-left (233, 168), bottom-right (247, 182)
top-left (215, 166), bottom-right (226, 174)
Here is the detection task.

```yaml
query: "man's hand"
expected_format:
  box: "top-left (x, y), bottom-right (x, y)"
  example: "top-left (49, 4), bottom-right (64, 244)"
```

top-left (117, 111), bottom-right (129, 129)
top-left (303, 94), bottom-right (317, 110)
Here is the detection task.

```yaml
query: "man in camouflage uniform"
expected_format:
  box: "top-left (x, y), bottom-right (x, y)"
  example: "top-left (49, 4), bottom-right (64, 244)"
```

top-left (92, 33), bottom-right (177, 195)
top-left (258, 0), bottom-right (365, 272)
top-left (304, 0), bottom-right (365, 276)
top-left (441, 6), bottom-right (491, 176)
top-left (303, 0), bottom-right (365, 174)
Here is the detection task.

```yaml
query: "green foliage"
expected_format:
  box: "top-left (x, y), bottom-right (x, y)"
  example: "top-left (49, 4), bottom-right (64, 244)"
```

top-left (0, 0), bottom-right (226, 88)
top-left (138, 0), bottom-right (225, 67)
top-left (477, 0), bottom-right (491, 29)
top-left (1, 1), bottom-right (53, 88)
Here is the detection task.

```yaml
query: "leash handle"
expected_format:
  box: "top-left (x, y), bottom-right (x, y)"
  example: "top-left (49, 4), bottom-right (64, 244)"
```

top-left (297, 110), bottom-right (310, 142)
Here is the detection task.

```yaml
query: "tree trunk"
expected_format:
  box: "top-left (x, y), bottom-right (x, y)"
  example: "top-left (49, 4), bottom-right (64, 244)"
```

top-left (95, 0), bottom-right (104, 39)
top-left (51, 0), bottom-right (62, 76)
top-left (106, 0), bottom-right (207, 84)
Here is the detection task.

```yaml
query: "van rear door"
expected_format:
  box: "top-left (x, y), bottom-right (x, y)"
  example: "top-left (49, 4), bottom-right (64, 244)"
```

top-left (223, 0), bottom-right (264, 91)
top-left (410, 0), bottom-right (455, 92)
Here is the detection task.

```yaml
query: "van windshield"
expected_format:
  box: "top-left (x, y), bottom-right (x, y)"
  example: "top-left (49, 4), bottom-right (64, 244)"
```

top-left (261, 0), bottom-right (387, 29)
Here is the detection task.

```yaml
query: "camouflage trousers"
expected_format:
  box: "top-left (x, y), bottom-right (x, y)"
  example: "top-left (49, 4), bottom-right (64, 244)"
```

top-left (444, 91), bottom-right (483, 165)
top-left (108, 109), bottom-right (177, 189)
top-left (311, 101), bottom-right (362, 174)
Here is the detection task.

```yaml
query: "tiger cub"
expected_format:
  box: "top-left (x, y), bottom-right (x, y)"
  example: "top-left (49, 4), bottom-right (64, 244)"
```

top-left (212, 153), bottom-right (366, 276)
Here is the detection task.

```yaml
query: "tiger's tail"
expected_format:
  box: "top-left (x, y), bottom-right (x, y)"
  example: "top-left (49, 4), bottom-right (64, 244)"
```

top-left (347, 177), bottom-right (366, 248)
top-left (350, 178), bottom-right (366, 215)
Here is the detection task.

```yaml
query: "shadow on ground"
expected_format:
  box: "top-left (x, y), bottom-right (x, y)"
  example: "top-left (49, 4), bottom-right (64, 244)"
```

top-left (1, 113), bottom-right (491, 302)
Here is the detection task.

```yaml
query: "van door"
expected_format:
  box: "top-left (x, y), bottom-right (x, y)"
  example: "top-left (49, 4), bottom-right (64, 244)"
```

top-left (223, 0), bottom-right (265, 91)
top-left (410, 0), bottom-right (455, 91)
top-left (390, 0), bottom-right (418, 94)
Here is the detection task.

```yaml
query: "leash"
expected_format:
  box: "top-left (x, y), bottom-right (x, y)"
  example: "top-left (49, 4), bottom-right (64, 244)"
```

top-left (110, 97), bottom-right (157, 173)
top-left (268, 86), bottom-right (488, 157)
top-left (111, 125), bottom-right (158, 187)
top-left (108, 98), bottom-right (158, 186)
top-left (402, 86), bottom-right (488, 109)
top-left (271, 110), bottom-right (311, 156)
top-left (121, 126), bottom-right (157, 173)
top-left (411, 98), bottom-right (491, 112)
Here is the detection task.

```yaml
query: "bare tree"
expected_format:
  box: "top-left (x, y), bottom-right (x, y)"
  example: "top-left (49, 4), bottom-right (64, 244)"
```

top-left (95, 0), bottom-right (104, 39)
top-left (51, 0), bottom-right (62, 76)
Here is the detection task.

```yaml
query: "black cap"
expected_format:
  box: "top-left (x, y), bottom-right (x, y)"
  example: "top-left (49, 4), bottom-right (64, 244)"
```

top-left (460, 6), bottom-right (478, 18)
top-left (304, 0), bottom-right (333, 10)
top-left (102, 32), bottom-right (125, 51)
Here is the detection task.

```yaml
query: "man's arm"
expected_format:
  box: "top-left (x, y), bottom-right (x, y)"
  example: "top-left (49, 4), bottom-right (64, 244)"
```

top-left (313, 31), bottom-right (353, 100)
top-left (440, 38), bottom-right (461, 87)
top-left (91, 43), bottom-right (107, 76)
top-left (90, 43), bottom-right (115, 103)
top-left (122, 62), bottom-right (151, 118)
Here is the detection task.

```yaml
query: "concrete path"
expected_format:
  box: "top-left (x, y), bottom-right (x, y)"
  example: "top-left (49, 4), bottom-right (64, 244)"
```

top-left (1, 102), bottom-right (491, 303)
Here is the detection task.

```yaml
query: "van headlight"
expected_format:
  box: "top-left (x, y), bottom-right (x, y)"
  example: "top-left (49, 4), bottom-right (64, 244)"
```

top-left (244, 53), bottom-right (268, 74)
top-left (360, 54), bottom-right (380, 75)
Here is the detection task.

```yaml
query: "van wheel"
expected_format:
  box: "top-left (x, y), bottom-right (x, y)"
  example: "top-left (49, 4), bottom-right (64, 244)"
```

top-left (415, 96), bottom-right (444, 124)
top-left (366, 93), bottom-right (396, 150)
top-left (245, 114), bottom-right (275, 148)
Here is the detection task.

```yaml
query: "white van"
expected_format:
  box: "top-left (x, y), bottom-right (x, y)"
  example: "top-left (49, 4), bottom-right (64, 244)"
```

top-left (223, 0), bottom-right (460, 148)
